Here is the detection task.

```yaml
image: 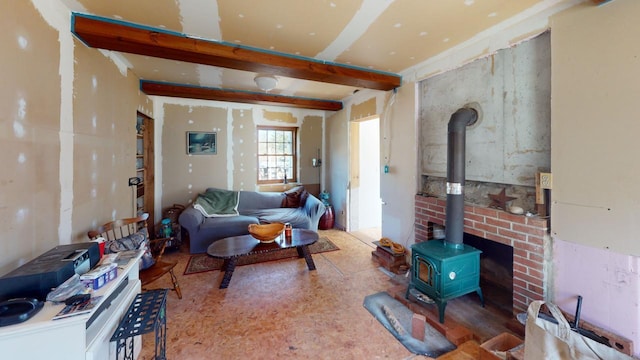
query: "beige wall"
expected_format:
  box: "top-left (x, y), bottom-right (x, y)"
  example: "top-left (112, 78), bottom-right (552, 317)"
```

top-left (72, 38), bottom-right (154, 242)
top-left (379, 84), bottom-right (418, 245)
top-left (551, 0), bottom-right (640, 255)
top-left (326, 106), bottom-right (349, 229)
top-left (550, 0), bottom-right (640, 352)
top-left (161, 104), bottom-right (229, 208)
top-left (0, 1), bottom-right (153, 275)
top-left (0, 0), bottom-right (328, 277)
top-left (0, 1), bottom-right (62, 274)
top-left (326, 86), bottom-right (417, 238)
top-left (158, 100), bottom-right (324, 210)
top-left (299, 115), bottom-right (323, 196)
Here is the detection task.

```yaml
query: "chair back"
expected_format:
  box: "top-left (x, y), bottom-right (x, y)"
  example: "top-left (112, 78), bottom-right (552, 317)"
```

top-left (88, 213), bottom-right (182, 299)
top-left (88, 213), bottom-right (150, 241)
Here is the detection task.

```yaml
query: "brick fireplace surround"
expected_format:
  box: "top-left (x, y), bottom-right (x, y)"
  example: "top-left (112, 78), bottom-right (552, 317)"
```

top-left (414, 194), bottom-right (550, 314)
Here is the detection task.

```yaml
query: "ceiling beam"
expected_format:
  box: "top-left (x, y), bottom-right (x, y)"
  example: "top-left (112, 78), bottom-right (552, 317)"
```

top-left (72, 14), bottom-right (401, 91)
top-left (140, 81), bottom-right (343, 111)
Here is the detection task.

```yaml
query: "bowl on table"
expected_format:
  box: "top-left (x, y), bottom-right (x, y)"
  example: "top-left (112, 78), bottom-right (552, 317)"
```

top-left (248, 223), bottom-right (285, 243)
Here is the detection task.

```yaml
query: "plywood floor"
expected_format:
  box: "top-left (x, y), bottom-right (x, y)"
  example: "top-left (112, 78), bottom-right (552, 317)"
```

top-left (139, 229), bottom-right (522, 359)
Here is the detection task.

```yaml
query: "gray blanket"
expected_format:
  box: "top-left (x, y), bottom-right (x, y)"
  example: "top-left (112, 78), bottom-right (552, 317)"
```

top-left (194, 189), bottom-right (239, 217)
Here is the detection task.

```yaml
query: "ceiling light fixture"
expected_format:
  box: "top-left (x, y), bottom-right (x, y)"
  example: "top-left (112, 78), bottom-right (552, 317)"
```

top-left (254, 75), bottom-right (278, 92)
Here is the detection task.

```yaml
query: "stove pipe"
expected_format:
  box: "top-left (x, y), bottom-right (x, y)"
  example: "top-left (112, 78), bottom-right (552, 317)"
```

top-left (444, 107), bottom-right (478, 249)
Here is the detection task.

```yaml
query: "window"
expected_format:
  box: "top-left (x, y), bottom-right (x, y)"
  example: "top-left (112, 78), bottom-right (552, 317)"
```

top-left (257, 126), bottom-right (297, 184)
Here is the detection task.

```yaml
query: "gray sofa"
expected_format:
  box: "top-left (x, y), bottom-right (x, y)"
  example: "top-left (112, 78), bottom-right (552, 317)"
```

top-left (179, 188), bottom-right (325, 253)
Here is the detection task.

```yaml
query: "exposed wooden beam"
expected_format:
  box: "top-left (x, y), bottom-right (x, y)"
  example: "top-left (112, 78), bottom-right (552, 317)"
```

top-left (72, 14), bottom-right (401, 91)
top-left (140, 81), bottom-right (343, 111)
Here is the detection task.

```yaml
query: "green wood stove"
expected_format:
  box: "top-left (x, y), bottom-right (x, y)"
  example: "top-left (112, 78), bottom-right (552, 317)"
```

top-left (410, 107), bottom-right (484, 323)
top-left (406, 239), bottom-right (484, 323)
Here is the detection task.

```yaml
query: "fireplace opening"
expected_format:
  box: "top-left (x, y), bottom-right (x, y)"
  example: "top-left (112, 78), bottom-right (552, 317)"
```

top-left (463, 232), bottom-right (513, 314)
top-left (417, 198), bottom-right (548, 313)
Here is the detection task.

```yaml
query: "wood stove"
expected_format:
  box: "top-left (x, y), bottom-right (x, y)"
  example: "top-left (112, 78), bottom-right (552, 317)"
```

top-left (406, 239), bottom-right (483, 323)
top-left (407, 107), bottom-right (484, 323)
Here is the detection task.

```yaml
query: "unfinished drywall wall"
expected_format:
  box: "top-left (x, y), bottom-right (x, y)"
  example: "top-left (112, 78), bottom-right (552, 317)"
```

top-left (551, 0), bottom-right (640, 256)
top-left (326, 87), bottom-right (417, 236)
top-left (326, 108), bottom-right (349, 230)
top-left (551, 1), bottom-right (640, 355)
top-left (72, 39), bottom-right (151, 240)
top-left (159, 101), bottom-right (325, 210)
top-left (231, 108), bottom-right (256, 190)
top-left (299, 115), bottom-right (323, 196)
top-left (420, 32), bottom-right (551, 187)
top-left (379, 84), bottom-right (417, 246)
top-left (0, 0), bottom-right (62, 274)
top-left (350, 97), bottom-right (376, 121)
top-left (0, 1), bottom-right (154, 275)
top-left (161, 103), bottom-right (228, 207)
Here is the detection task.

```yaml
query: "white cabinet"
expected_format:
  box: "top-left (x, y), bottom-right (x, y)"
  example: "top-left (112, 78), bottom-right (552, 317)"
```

top-left (0, 253), bottom-right (143, 360)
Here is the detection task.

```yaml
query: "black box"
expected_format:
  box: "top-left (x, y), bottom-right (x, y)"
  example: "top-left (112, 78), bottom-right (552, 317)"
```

top-left (0, 242), bottom-right (100, 301)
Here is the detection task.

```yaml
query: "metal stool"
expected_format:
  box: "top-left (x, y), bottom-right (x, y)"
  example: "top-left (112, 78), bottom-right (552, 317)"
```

top-left (111, 289), bottom-right (168, 360)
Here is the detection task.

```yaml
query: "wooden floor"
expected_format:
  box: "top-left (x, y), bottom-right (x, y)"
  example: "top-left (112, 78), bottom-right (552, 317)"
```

top-left (140, 229), bottom-right (523, 359)
top-left (389, 282), bottom-right (524, 343)
top-left (350, 226), bottom-right (524, 343)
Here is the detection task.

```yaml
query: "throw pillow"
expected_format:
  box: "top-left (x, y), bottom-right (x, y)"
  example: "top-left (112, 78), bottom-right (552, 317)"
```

top-left (104, 228), bottom-right (155, 270)
top-left (281, 185), bottom-right (309, 208)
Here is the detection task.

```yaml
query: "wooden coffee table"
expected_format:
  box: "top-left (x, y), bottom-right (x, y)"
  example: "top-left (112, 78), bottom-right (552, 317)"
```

top-left (206, 228), bottom-right (319, 289)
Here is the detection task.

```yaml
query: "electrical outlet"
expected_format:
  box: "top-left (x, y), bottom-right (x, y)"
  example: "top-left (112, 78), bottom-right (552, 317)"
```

top-left (540, 173), bottom-right (552, 189)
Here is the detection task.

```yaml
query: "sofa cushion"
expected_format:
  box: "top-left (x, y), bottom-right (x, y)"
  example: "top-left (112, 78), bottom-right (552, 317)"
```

top-left (199, 215), bottom-right (258, 234)
top-left (237, 190), bottom-right (284, 212)
top-left (245, 208), bottom-right (312, 229)
top-left (281, 186), bottom-right (309, 208)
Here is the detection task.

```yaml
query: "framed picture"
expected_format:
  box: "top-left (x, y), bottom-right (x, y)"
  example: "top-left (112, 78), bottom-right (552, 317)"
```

top-left (186, 131), bottom-right (217, 155)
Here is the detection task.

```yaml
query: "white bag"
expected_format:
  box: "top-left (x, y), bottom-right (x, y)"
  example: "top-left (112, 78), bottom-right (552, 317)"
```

top-left (524, 300), bottom-right (635, 360)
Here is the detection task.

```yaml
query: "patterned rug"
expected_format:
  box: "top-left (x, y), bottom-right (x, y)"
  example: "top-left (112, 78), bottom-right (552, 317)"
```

top-left (184, 237), bottom-right (339, 275)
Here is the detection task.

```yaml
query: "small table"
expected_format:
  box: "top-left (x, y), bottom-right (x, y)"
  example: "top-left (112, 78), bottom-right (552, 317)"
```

top-left (111, 289), bottom-right (168, 360)
top-left (207, 229), bottom-right (319, 289)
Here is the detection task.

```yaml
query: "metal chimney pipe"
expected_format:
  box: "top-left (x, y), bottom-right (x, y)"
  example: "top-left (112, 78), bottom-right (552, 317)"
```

top-left (444, 107), bottom-right (478, 249)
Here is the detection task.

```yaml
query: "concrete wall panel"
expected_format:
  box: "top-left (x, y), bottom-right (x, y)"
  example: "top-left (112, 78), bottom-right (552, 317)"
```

top-left (421, 32), bottom-right (551, 187)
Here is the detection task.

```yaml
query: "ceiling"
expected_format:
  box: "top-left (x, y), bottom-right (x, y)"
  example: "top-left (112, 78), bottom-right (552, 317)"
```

top-left (60, 0), bottom-right (569, 109)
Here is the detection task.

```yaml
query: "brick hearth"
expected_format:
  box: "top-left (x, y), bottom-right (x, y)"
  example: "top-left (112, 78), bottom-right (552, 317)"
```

top-left (414, 194), bottom-right (550, 313)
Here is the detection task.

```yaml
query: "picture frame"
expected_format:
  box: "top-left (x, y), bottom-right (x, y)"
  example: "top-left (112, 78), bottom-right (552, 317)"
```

top-left (186, 131), bottom-right (217, 155)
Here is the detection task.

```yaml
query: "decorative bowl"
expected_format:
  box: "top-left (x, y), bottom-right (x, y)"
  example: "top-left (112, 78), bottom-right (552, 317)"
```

top-left (248, 223), bottom-right (285, 243)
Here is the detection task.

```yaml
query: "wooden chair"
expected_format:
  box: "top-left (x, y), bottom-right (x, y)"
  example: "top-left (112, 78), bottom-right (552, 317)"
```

top-left (88, 213), bottom-right (182, 299)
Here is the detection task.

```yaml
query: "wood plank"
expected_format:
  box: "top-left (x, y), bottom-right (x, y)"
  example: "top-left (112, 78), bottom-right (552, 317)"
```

top-left (140, 81), bottom-right (343, 111)
top-left (388, 283), bottom-right (517, 345)
top-left (72, 14), bottom-right (401, 91)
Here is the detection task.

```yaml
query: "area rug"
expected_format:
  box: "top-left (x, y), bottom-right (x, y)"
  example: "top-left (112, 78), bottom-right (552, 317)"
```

top-left (184, 237), bottom-right (339, 275)
top-left (363, 291), bottom-right (456, 357)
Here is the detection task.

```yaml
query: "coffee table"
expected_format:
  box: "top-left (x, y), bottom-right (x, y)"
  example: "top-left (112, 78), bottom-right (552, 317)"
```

top-left (206, 228), bottom-right (319, 289)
